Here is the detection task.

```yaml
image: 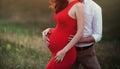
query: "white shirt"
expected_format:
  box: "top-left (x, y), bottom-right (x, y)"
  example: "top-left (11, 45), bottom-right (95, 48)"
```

top-left (76, 0), bottom-right (103, 47)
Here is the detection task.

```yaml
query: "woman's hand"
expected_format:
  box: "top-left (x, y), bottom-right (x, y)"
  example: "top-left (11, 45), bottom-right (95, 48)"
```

top-left (42, 28), bottom-right (53, 46)
top-left (55, 49), bottom-right (66, 63)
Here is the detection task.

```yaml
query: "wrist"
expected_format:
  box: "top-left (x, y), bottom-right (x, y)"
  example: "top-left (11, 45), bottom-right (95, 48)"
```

top-left (62, 48), bottom-right (67, 54)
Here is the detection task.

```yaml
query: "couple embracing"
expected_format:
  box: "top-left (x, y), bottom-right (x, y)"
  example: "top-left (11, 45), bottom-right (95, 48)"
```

top-left (42, 0), bottom-right (102, 69)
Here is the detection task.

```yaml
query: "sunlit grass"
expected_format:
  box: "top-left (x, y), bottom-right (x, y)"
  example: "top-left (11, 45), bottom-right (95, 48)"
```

top-left (0, 38), bottom-right (120, 69)
top-left (0, 39), bottom-right (51, 69)
top-left (0, 19), bottom-right (120, 69)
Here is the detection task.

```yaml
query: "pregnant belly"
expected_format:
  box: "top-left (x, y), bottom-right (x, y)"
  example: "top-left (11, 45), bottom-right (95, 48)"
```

top-left (48, 31), bottom-right (69, 53)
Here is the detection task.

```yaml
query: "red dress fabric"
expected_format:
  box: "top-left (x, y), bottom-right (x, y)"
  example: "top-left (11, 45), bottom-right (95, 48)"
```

top-left (46, 1), bottom-right (78, 69)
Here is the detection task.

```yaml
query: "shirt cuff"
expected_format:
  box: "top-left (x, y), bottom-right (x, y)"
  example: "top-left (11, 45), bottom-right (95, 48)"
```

top-left (92, 34), bottom-right (102, 43)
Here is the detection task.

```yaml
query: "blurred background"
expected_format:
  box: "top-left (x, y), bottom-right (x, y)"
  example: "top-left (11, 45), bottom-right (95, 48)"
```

top-left (0, 0), bottom-right (120, 69)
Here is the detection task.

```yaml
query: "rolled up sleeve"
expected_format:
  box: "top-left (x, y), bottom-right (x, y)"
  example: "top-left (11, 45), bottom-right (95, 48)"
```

top-left (92, 6), bottom-right (102, 42)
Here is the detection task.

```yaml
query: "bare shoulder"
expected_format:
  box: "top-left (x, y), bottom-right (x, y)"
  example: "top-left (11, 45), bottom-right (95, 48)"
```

top-left (70, 2), bottom-right (84, 14)
top-left (74, 2), bottom-right (83, 8)
top-left (73, 2), bottom-right (84, 12)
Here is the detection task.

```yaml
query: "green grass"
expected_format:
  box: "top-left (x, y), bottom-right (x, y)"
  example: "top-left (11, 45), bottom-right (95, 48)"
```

top-left (0, 39), bottom-right (51, 69)
top-left (0, 39), bottom-right (120, 69)
top-left (0, 19), bottom-right (120, 69)
top-left (0, 20), bottom-right (55, 36)
top-left (0, 20), bottom-right (42, 36)
top-left (0, 20), bottom-right (120, 69)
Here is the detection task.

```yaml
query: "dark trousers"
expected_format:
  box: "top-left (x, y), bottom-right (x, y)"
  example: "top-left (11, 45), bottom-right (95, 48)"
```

top-left (71, 45), bottom-right (101, 69)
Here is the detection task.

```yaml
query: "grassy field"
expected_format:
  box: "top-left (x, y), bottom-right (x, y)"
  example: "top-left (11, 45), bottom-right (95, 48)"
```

top-left (0, 0), bottom-right (120, 69)
top-left (0, 20), bottom-right (120, 69)
top-left (0, 38), bottom-right (51, 69)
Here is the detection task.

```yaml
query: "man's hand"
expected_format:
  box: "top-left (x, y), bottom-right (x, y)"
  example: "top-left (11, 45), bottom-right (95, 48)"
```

top-left (42, 28), bottom-right (53, 46)
top-left (54, 49), bottom-right (66, 63)
top-left (68, 35), bottom-right (74, 42)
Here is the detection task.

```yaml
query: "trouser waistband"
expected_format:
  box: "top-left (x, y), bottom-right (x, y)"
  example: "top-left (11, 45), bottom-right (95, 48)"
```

top-left (75, 44), bottom-right (93, 51)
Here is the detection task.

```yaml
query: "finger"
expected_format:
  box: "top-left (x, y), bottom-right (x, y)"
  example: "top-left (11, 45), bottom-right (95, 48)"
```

top-left (55, 56), bottom-right (61, 63)
top-left (45, 41), bottom-right (50, 45)
top-left (46, 37), bottom-right (50, 41)
top-left (42, 30), bottom-right (47, 35)
top-left (68, 37), bottom-right (72, 41)
top-left (45, 32), bottom-right (48, 36)
top-left (68, 39), bottom-right (71, 42)
top-left (44, 37), bottom-right (49, 43)
top-left (43, 28), bottom-right (52, 37)
top-left (55, 56), bottom-right (59, 63)
top-left (43, 35), bottom-right (49, 41)
top-left (46, 28), bottom-right (51, 35)
top-left (48, 31), bottom-right (52, 34)
top-left (68, 37), bottom-right (72, 40)
top-left (43, 30), bottom-right (49, 36)
top-left (69, 35), bottom-right (74, 37)
top-left (60, 54), bottom-right (65, 62)
top-left (60, 57), bottom-right (64, 62)
top-left (56, 58), bottom-right (61, 63)
top-left (46, 37), bottom-right (50, 44)
top-left (46, 41), bottom-right (50, 45)
top-left (45, 41), bottom-right (49, 44)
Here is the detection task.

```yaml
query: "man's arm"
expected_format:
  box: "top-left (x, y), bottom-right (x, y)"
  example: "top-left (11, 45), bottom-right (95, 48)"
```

top-left (79, 5), bottom-right (102, 43)
top-left (79, 35), bottom-right (95, 43)
top-left (92, 5), bottom-right (102, 43)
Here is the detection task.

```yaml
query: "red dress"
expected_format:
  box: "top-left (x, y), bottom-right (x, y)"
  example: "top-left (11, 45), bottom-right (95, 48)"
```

top-left (46, 1), bottom-right (78, 69)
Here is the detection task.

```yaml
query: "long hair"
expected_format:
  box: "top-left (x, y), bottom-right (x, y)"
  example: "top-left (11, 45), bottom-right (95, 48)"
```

top-left (49, 0), bottom-right (83, 13)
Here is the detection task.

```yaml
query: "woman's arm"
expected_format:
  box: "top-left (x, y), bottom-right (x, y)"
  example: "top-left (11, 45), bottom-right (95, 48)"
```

top-left (62, 3), bottom-right (84, 53)
top-left (55, 2), bottom-right (84, 62)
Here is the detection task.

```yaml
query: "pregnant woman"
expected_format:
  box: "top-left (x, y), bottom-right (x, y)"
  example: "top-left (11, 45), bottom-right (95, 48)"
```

top-left (43, 0), bottom-right (84, 69)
